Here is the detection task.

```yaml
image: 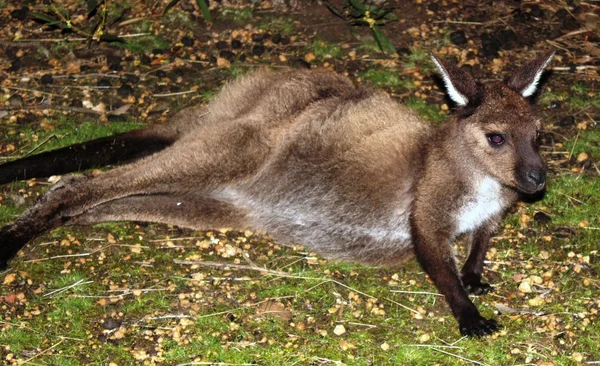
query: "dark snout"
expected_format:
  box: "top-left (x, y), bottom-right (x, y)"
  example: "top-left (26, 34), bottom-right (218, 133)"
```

top-left (517, 166), bottom-right (546, 194)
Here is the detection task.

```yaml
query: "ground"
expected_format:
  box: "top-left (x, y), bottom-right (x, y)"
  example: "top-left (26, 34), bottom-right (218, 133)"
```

top-left (0, 0), bottom-right (599, 365)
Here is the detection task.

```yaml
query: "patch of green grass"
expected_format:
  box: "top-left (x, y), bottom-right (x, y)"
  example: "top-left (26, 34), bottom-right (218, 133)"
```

top-left (5, 118), bottom-right (144, 157)
top-left (403, 47), bottom-right (435, 74)
top-left (360, 68), bottom-right (415, 91)
top-left (121, 292), bottom-right (172, 315)
top-left (405, 97), bottom-right (447, 123)
top-left (0, 327), bottom-right (45, 354)
top-left (221, 7), bottom-right (254, 22)
top-left (564, 129), bottom-right (600, 160)
top-left (0, 203), bottom-right (25, 226)
top-left (542, 174), bottom-right (600, 228)
top-left (116, 35), bottom-right (171, 54)
top-left (259, 17), bottom-right (295, 36)
top-left (310, 39), bottom-right (342, 60)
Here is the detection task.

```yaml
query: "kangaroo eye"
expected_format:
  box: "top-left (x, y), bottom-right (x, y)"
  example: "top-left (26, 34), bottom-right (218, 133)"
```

top-left (486, 133), bottom-right (505, 146)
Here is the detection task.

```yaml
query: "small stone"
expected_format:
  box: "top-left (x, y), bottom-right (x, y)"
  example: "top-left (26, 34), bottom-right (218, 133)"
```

top-left (252, 45), bottom-right (265, 56)
top-left (333, 324), bottom-right (346, 335)
top-left (9, 94), bottom-right (23, 107)
top-left (450, 30), bottom-right (467, 45)
top-left (40, 74), bottom-right (54, 85)
top-left (380, 342), bottom-right (390, 351)
top-left (533, 212), bottom-right (551, 224)
top-left (117, 84), bottom-right (134, 98)
top-left (103, 318), bottom-right (122, 330)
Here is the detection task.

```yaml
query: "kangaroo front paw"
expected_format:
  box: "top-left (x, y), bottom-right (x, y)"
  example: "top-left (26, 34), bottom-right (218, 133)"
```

top-left (459, 316), bottom-right (500, 337)
top-left (461, 273), bottom-right (492, 295)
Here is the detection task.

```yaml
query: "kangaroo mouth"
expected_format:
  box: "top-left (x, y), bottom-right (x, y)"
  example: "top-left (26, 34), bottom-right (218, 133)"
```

top-left (516, 181), bottom-right (546, 195)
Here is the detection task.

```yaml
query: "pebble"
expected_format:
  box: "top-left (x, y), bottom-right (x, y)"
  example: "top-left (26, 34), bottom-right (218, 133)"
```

top-left (9, 94), bottom-right (23, 107)
top-left (102, 318), bottom-right (122, 330)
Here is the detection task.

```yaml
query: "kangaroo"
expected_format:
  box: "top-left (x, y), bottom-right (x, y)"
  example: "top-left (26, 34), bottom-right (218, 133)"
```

top-left (0, 51), bottom-right (554, 336)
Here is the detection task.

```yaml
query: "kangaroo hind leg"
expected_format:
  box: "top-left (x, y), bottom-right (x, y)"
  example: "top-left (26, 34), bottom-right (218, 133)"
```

top-left (68, 193), bottom-right (249, 231)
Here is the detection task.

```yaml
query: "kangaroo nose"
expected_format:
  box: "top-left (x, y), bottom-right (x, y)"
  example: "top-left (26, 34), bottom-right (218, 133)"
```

top-left (527, 169), bottom-right (546, 189)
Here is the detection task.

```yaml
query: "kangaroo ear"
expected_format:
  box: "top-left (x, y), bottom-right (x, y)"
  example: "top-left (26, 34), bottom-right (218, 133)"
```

top-left (505, 51), bottom-right (555, 98)
top-left (431, 53), bottom-right (481, 107)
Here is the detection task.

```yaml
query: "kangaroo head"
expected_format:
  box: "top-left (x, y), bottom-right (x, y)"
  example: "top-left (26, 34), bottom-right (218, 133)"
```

top-left (432, 51), bottom-right (554, 194)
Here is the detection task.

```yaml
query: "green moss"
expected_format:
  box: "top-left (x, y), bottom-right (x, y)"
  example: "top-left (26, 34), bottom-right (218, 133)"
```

top-left (310, 39), bottom-right (342, 60)
top-left (361, 68), bottom-right (415, 91)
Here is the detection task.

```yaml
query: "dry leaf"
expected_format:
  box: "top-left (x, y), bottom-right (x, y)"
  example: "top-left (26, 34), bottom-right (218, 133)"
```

top-left (3, 273), bottom-right (16, 285)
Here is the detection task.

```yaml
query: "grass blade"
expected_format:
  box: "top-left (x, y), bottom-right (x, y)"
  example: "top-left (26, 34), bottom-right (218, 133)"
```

top-left (196, 0), bottom-right (212, 22)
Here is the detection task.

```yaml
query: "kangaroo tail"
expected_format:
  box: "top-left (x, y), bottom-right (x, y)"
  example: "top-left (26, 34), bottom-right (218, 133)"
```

top-left (0, 129), bottom-right (177, 185)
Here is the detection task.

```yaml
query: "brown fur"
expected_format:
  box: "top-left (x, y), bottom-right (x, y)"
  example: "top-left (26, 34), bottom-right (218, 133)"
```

top-left (0, 52), bottom-right (554, 336)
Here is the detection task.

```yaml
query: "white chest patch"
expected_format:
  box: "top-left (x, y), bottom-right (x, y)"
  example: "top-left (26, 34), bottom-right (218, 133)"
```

top-left (456, 176), bottom-right (504, 235)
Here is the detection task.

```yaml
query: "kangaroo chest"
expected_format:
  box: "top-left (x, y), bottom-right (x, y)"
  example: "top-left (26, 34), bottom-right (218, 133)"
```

top-left (455, 176), bottom-right (506, 235)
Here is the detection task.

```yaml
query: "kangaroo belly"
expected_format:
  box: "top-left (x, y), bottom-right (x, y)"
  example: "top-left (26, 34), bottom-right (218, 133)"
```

top-left (213, 185), bottom-right (414, 264)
